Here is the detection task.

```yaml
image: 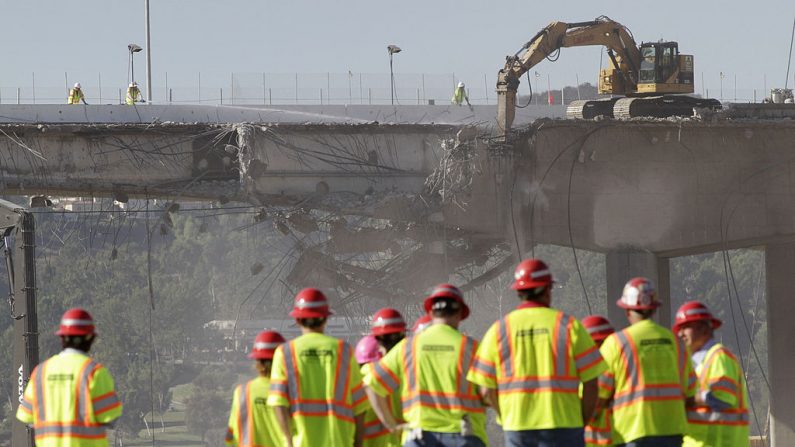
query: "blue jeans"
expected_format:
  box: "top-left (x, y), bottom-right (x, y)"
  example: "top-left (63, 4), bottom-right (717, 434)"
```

top-left (504, 428), bottom-right (585, 447)
top-left (616, 435), bottom-right (683, 447)
top-left (403, 431), bottom-right (485, 447)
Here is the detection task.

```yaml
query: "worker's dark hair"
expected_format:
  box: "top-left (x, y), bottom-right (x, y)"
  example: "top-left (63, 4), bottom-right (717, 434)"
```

top-left (375, 332), bottom-right (405, 352)
top-left (60, 335), bottom-right (95, 353)
top-left (430, 298), bottom-right (461, 318)
top-left (630, 308), bottom-right (656, 320)
top-left (516, 286), bottom-right (549, 302)
top-left (255, 359), bottom-right (273, 376)
top-left (297, 317), bottom-right (327, 329)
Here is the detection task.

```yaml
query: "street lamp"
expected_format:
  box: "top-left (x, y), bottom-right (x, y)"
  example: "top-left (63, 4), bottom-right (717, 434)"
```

top-left (128, 44), bottom-right (143, 85)
top-left (387, 44), bottom-right (401, 105)
top-left (719, 71), bottom-right (725, 101)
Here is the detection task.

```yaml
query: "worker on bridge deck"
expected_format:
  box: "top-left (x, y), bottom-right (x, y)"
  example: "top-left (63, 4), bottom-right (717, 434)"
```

top-left (365, 283), bottom-right (488, 447)
top-left (267, 288), bottom-right (367, 447)
top-left (226, 330), bottom-right (286, 447)
top-left (598, 278), bottom-right (696, 446)
top-left (675, 301), bottom-right (749, 447)
top-left (467, 258), bottom-right (607, 447)
top-left (451, 82), bottom-right (471, 107)
top-left (68, 83), bottom-right (87, 104)
top-left (125, 82), bottom-right (143, 105)
top-left (17, 308), bottom-right (122, 447)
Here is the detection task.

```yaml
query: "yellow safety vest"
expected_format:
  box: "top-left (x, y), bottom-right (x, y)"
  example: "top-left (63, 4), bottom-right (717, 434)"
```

top-left (267, 332), bottom-right (367, 447)
top-left (451, 87), bottom-right (466, 105)
top-left (226, 376), bottom-right (284, 447)
top-left (359, 364), bottom-right (401, 447)
top-left (16, 350), bottom-right (122, 447)
top-left (598, 319), bottom-right (696, 444)
top-left (581, 377), bottom-right (613, 446)
top-left (365, 323), bottom-right (488, 445)
top-left (466, 302), bottom-right (607, 431)
top-left (68, 88), bottom-right (84, 105)
top-left (683, 343), bottom-right (749, 447)
top-left (125, 87), bottom-right (140, 105)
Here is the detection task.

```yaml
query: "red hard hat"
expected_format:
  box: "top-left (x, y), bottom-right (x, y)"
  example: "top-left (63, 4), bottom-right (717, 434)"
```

top-left (581, 315), bottom-right (615, 342)
top-left (289, 288), bottom-right (333, 319)
top-left (412, 314), bottom-right (433, 333)
top-left (248, 330), bottom-right (286, 360)
top-left (616, 277), bottom-right (660, 310)
top-left (511, 259), bottom-right (554, 290)
top-left (355, 335), bottom-right (383, 364)
top-left (371, 308), bottom-right (407, 336)
top-left (673, 301), bottom-right (722, 334)
top-left (56, 308), bottom-right (96, 336)
top-left (423, 283), bottom-right (470, 320)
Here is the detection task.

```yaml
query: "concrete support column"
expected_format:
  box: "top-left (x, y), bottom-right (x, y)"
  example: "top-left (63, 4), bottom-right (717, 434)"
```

top-left (605, 250), bottom-right (670, 330)
top-left (765, 243), bottom-right (795, 446)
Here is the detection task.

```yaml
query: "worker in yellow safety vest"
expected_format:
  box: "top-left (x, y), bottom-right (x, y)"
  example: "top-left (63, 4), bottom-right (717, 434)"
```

top-left (598, 278), bottom-right (697, 447)
top-left (17, 308), bottom-right (122, 447)
top-left (267, 288), bottom-right (368, 447)
top-left (451, 82), bottom-right (471, 106)
top-left (467, 258), bottom-right (607, 446)
top-left (581, 315), bottom-right (616, 447)
top-left (226, 330), bottom-right (287, 447)
top-left (674, 301), bottom-right (749, 447)
top-left (356, 334), bottom-right (401, 447)
top-left (126, 82), bottom-right (143, 105)
top-left (365, 283), bottom-right (488, 447)
top-left (68, 83), bottom-right (87, 104)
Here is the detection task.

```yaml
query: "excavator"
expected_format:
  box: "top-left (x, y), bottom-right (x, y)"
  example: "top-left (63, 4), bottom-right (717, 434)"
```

top-left (496, 16), bottom-right (721, 132)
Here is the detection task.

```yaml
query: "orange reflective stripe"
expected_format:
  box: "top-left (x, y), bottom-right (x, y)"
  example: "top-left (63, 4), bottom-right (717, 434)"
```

top-left (457, 337), bottom-right (476, 395)
top-left (403, 336), bottom-right (417, 395)
top-left (615, 331), bottom-right (640, 389)
top-left (363, 419), bottom-right (390, 439)
top-left (402, 392), bottom-right (485, 412)
top-left (553, 314), bottom-right (572, 376)
top-left (282, 343), bottom-right (300, 403)
top-left (497, 377), bottom-right (580, 393)
top-left (687, 406), bottom-right (749, 425)
top-left (471, 358), bottom-right (496, 378)
top-left (34, 422), bottom-right (106, 439)
top-left (498, 318), bottom-right (514, 377)
top-left (92, 392), bottom-right (121, 415)
top-left (334, 341), bottom-right (352, 403)
top-left (575, 345), bottom-right (602, 374)
top-left (372, 361), bottom-right (400, 392)
top-left (269, 379), bottom-right (288, 398)
top-left (238, 383), bottom-right (251, 446)
top-left (612, 384), bottom-right (683, 409)
top-left (34, 361), bottom-right (47, 423)
top-left (76, 359), bottom-right (98, 422)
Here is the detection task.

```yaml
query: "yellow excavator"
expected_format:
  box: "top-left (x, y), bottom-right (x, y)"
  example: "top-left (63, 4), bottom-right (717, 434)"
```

top-left (496, 16), bottom-right (721, 132)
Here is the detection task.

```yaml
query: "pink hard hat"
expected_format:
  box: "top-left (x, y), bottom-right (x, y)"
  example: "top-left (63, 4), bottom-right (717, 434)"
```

top-left (355, 335), bottom-right (383, 364)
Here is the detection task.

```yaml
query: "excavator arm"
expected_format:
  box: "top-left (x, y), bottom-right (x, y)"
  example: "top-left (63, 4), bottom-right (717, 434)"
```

top-left (496, 17), bottom-right (641, 133)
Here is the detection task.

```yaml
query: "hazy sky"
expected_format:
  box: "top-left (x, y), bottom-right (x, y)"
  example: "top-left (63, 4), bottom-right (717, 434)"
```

top-left (1, 0), bottom-right (793, 100)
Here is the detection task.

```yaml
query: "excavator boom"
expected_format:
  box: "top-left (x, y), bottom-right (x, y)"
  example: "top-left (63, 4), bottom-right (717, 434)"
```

top-left (497, 17), bottom-right (640, 132)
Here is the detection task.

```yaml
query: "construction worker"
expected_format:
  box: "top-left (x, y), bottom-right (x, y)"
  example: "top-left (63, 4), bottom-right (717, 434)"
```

top-left (17, 308), bottom-right (122, 447)
top-left (598, 278), bottom-right (696, 446)
top-left (467, 259), bottom-right (607, 447)
top-left (365, 284), bottom-right (487, 447)
top-left (411, 314), bottom-right (433, 334)
top-left (126, 82), bottom-right (143, 105)
top-left (581, 315), bottom-right (616, 447)
top-left (68, 82), bottom-right (87, 104)
top-left (674, 301), bottom-right (749, 446)
top-left (226, 330), bottom-right (286, 447)
top-left (267, 288), bottom-right (368, 447)
top-left (451, 82), bottom-right (471, 106)
top-left (371, 308), bottom-right (407, 353)
top-left (356, 335), bottom-right (401, 447)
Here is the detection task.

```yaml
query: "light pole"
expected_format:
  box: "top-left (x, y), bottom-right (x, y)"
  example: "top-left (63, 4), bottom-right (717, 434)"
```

top-left (719, 71), bottom-right (725, 101)
top-left (128, 44), bottom-right (143, 85)
top-left (534, 71), bottom-right (541, 105)
top-left (387, 45), bottom-right (401, 105)
top-left (145, 0), bottom-right (152, 102)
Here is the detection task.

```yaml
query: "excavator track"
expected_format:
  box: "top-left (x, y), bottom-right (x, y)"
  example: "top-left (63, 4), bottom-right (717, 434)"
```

top-left (566, 98), bottom-right (620, 119)
top-left (613, 96), bottom-right (722, 119)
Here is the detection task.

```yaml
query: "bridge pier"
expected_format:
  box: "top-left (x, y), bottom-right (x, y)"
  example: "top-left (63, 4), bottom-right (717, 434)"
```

top-left (765, 242), bottom-right (795, 446)
top-left (605, 250), bottom-right (671, 330)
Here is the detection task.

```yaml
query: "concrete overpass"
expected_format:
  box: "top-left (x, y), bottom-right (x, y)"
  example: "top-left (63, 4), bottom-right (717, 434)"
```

top-left (1, 104), bottom-right (794, 444)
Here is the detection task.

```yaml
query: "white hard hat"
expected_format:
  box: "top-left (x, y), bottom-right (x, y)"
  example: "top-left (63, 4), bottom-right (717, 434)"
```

top-left (457, 82), bottom-right (465, 88)
top-left (129, 82), bottom-right (136, 88)
top-left (74, 83), bottom-right (81, 89)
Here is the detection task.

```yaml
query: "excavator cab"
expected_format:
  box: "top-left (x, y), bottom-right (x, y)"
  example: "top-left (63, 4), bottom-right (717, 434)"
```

top-left (635, 42), bottom-right (694, 95)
